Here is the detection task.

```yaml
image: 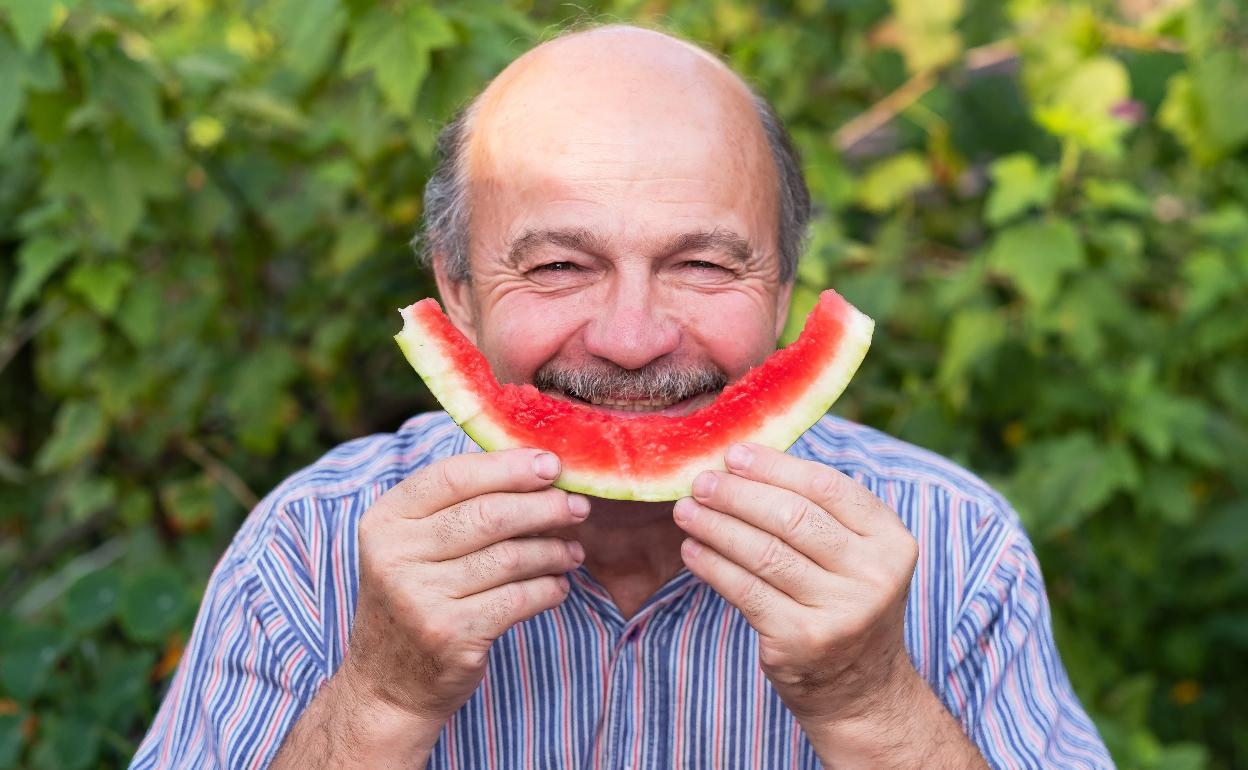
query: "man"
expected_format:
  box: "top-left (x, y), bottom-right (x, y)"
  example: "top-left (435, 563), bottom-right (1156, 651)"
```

top-left (132, 25), bottom-right (1111, 769)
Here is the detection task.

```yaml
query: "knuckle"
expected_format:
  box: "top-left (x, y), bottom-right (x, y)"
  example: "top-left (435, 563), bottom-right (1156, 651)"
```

top-left (740, 577), bottom-right (771, 619)
top-left (470, 497), bottom-right (503, 538)
top-left (462, 548), bottom-right (495, 583)
top-left (397, 468), bottom-right (432, 503)
top-left (432, 501), bottom-right (470, 545)
top-left (496, 542), bottom-right (522, 572)
top-left (756, 537), bottom-right (794, 579)
top-left (810, 470), bottom-right (844, 507)
top-left (482, 587), bottom-right (520, 629)
top-left (780, 497), bottom-right (813, 540)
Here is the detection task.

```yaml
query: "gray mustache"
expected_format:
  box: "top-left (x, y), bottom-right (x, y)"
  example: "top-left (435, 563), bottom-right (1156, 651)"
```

top-left (533, 360), bottom-right (728, 403)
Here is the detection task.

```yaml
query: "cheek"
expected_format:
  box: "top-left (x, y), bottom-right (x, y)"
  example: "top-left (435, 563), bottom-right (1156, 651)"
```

top-left (679, 293), bottom-right (779, 378)
top-left (476, 295), bottom-right (588, 384)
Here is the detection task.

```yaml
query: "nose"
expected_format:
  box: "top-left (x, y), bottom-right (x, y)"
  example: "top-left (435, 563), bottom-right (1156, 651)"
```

top-left (582, 276), bottom-right (679, 370)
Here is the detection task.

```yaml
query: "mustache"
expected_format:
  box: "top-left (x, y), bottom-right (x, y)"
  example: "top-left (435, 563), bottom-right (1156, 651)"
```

top-left (533, 358), bottom-right (728, 403)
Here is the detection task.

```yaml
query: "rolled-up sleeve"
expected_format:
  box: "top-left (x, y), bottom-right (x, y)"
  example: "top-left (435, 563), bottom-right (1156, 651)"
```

top-left (130, 509), bottom-right (325, 770)
top-left (945, 531), bottom-right (1113, 769)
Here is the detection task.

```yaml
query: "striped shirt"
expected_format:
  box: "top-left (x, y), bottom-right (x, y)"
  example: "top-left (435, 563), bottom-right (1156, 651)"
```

top-left (131, 411), bottom-right (1112, 769)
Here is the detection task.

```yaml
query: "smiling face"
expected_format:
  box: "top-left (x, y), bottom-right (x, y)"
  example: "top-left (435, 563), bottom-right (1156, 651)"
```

top-left (435, 27), bottom-right (793, 416)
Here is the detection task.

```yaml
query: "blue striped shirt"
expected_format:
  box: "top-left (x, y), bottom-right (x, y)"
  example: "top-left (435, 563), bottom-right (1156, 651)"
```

top-left (131, 411), bottom-right (1112, 768)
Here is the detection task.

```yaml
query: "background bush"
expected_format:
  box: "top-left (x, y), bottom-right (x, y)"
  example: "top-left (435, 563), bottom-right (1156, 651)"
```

top-left (1, 0), bottom-right (1245, 767)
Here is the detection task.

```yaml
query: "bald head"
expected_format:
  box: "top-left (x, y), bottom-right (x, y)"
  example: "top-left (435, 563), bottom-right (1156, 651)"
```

top-left (419, 24), bottom-right (810, 283)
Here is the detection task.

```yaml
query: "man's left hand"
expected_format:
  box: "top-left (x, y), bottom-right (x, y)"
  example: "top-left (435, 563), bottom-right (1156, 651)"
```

top-left (673, 442), bottom-right (922, 727)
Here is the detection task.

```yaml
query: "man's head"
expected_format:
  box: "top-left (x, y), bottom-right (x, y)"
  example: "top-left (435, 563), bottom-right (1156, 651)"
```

top-left (420, 25), bottom-right (811, 416)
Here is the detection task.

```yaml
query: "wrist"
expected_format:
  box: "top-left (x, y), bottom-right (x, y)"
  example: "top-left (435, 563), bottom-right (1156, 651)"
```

top-left (332, 663), bottom-right (448, 759)
top-left (797, 657), bottom-right (929, 762)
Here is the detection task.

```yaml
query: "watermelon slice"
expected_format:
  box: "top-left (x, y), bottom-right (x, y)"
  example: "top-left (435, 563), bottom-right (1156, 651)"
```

top-left (394, 290), bottom-right (873, 501)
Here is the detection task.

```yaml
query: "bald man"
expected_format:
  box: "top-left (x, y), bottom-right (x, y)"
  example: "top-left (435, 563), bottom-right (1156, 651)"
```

top-left (132, 25), bottom-right (1111, 770)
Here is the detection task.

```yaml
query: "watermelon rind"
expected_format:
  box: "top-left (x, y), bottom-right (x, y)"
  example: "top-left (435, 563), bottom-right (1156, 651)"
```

top-left (394, 293), bottom-right (874, 501)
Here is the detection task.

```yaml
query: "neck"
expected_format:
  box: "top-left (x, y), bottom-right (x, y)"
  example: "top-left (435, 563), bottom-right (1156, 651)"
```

top-left (570, 498), bottom-right (687, 619)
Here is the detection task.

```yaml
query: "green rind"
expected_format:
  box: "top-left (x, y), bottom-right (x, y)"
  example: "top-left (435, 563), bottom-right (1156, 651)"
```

top-left (394, 300), bottom-right (874, 501)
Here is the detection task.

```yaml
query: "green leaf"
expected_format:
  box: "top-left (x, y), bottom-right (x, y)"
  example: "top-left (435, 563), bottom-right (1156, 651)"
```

top-left (63, 474), bottom-right (116, 522)
top-left (0, 0), bottom-right (56, 52)
top-left (1081, 179), bottom-right (1151, 217)
top-left (5, 234), bottom-right (76, 313)
top-left (0, 624), bottom-right (64, 702)
top-left (62, 568), bottom-right (121, 635)
top-left (35, 400), bottom-right (108, 473)
top-left (328, 214), bottom-right (380, 275)
top-left (1034, 56), bottom-right (1132, 154)
top-left (891, 0), bottom-right (964, 73)
top-left (1120, 389), bottom-right (1212, 460)
top-left (0, 713), bottom-right (21, 768)
top-left (936, 307), bottom-right (1005, 399)
top-left (1160, 51), bottom-right (1248, 163)
top-left (87, 47), bottom-right (166, 147)
top-left (855, 152), bottom-right (932, 213)
top-left (985, 153), bottom-right (1058, 225)
top-left (987, 219), bottom-right (1085, 306)
top-left (115, 276), bottom-right (162, 348)
top-left (343, 4), bottom-right (456, 115)
top-left (270, 0), bottom-right (346, 81)
top-left (88, 650), bottom-right (155, 722)
top-left (1138, 465), bottom-right (1197, 525)
top-left (159, 475), bottom-right (216, 533)
top-left (119, 567), bottom-right (188, 643)
top-left (34, 310), bottom-right (104, 393)
top-left (29, 715), bottom-right (99, 770)
top-left (1007, 432), bottom-right (1139, 538)
top-left (0, 33), bottom-right (23, 146)
top-left (65, 260), bottom-right (135, 318)
top-left (44, 132), bottom-right (175, 246)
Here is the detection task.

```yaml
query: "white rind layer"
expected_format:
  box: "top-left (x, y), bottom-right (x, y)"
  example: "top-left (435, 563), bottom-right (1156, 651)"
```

top-left (394, 301), bottom-right (874, 501)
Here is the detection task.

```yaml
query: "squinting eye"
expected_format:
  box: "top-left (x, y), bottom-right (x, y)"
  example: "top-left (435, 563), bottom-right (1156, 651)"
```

top-left (684, 260), bottom-right (727, 271)
top-left (533, 261), bottom-right (579, 272)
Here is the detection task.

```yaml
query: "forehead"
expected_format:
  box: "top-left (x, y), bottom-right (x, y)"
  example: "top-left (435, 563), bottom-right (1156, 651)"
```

top-left (464, 30), bottom-right (779, 249)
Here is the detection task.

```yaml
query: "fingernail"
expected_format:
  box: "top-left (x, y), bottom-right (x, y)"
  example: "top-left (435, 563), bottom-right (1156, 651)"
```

top-left (673, 497), bottom-right (699, 524)
top-left (568, 494), bottom-right (590, 518)
top-left (533, 452), bottom-right (560, 480)
top-left (568, 540), bottom-right (585, 562)
top-left (692, 471), bottom-right (717, 499)
top-left (558, 576), bottom-right (571, 591)
top-left (725, 443), bottom-right (753, 471)
top-left (682, 538), bottom-right (702, 558)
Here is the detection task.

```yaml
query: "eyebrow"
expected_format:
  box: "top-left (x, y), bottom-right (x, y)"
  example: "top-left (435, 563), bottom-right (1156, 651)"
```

top-left (505, 226), bottom-right (755, 267)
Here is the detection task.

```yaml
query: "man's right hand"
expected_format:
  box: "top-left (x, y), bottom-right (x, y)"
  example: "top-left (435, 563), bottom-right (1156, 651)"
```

top-left (341, 447), bottom-right (588, 724)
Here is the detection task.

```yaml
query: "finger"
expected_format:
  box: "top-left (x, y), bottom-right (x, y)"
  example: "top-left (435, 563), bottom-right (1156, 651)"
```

top-left (446, 537), bottom-right (585, 599)
top-left (673, 497), bottom-right (825, 603)
top-left (384, 448), bottom-right (565, 519)
top-left (723, 443), bottom-right (894, 536)
top-left (679, 537), bottom-right (795, 636)
top-left (689, 469), bottom-right (856, 572)
top-left (422, 487), bottom-right (590, 559)
top-left (461, 574), bottom-right (573, 640)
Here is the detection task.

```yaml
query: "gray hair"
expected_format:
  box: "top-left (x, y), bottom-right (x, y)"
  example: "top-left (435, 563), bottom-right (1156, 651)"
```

top-left (416, 62), bottom-right (810, 284)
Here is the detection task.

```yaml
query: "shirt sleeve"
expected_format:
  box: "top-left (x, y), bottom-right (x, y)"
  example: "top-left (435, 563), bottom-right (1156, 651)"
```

top-left (944, 528), bottom-right (1114, 769)
top-left (129, 505), bottom-right (327, 770)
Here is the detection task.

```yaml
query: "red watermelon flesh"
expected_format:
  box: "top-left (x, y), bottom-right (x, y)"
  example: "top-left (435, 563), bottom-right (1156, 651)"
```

top-left (395, 289), bottom-right (873, 501)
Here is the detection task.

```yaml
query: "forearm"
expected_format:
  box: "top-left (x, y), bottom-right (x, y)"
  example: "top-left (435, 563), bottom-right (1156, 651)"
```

top-left (271, 667), bottom-right (445, 770)
top-left (800, 668), bottom-right (989, 770)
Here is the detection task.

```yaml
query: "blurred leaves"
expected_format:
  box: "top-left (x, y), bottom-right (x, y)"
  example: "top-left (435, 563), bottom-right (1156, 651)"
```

top-left (0, 0), bottom-right (1245, 768)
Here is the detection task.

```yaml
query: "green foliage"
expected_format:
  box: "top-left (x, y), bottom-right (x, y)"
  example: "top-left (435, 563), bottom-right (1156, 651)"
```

top-left (1, 0), bottom-right (1245, 767)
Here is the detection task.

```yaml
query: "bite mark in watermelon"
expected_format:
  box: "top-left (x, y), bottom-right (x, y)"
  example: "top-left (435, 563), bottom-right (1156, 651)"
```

top-left (394, 289), bottom-right (874, 501)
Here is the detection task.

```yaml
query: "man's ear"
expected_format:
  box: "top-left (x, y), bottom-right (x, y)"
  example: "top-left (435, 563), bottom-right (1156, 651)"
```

top-left (774, 281), bottom-right (795, 340)
top-left (432, 253), bottom-right (479, 344)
